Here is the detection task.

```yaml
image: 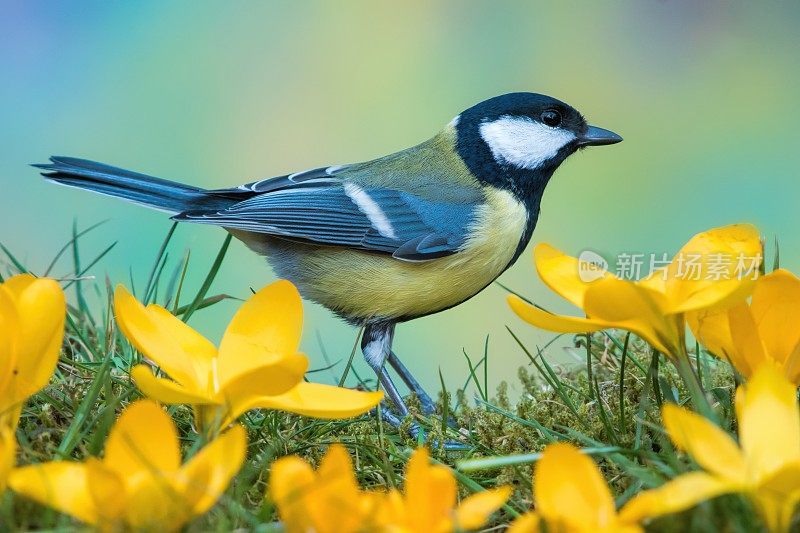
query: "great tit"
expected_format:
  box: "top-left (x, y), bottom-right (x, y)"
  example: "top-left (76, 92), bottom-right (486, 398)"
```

top-left (36, 92), bottom-right (621, 426)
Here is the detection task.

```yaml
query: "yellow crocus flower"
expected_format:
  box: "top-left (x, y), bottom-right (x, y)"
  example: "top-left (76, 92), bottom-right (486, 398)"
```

top-left (375, 448), bottom-right (511, 532)
top-left (0, 274), bottom-right (66, 429)
top-left (622, 363), bottom-right (800, 532)
top-left (9, 400), bottom-right (245, 532)
top-left (508, 443), bottom-right (644, 533)
top-left (270, 443), bottom-right (383, 533)
top-left (115, 281), bottom-right (382, 432)
top-left (269, 445), bottom-right (510, 533)
top-left (688, 268), bottom-right (800, 382)
top-left (508, 224), bottom-right (760, 359)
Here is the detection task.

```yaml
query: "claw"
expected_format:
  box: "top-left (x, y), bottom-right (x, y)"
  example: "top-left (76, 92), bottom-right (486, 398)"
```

top-left (371, 406), bottom-right (471, 451)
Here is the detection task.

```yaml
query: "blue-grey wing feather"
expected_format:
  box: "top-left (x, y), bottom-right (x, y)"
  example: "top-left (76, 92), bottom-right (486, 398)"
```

top-left (174, 178), bottom-right (478, 261)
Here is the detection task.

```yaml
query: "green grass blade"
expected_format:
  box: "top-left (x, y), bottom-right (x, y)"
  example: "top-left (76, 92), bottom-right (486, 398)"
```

top-left (44, 219), bottom-right (108, 277)
top-left (143, 222), bottom-right (178, 303)
top-left (181, 234), bottom-right (232, 322)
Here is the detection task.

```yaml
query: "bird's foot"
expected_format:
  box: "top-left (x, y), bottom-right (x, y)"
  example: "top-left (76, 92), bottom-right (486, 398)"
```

top-left (373, 406), bottom-right (470, 451)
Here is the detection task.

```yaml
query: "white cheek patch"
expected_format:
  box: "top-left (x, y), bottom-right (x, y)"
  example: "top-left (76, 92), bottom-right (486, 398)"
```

top-left (344, 183), bottom-right (397, 239)
top-left (479, 115), bottom-right (576, 170)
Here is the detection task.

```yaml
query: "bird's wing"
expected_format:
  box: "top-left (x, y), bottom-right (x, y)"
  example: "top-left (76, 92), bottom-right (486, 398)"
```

top-left (174, 176), bottom-right (480, 261)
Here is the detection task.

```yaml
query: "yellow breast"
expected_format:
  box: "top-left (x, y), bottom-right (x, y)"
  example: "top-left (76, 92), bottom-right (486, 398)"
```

top-left (290, 188), bottom-right (529, 321)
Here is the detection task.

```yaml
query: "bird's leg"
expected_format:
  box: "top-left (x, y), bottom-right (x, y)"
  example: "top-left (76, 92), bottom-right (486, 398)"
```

top-left (362, 324), bottom-right (467, 450)
top-left (362, 322), bottom-right (409, 418)
top-left (387, 350), bottom-right (437, 415)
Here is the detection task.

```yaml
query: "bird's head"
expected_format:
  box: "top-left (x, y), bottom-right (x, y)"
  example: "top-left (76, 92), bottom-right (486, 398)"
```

top-left (452, 92), bottom-right (621, 198)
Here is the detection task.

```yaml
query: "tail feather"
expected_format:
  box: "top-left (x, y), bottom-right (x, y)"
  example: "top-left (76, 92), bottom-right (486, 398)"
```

top-left (35, 156), bottom-right (230, 214)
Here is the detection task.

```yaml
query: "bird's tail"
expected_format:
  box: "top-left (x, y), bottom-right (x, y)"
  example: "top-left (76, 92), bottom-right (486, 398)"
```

top-left (34, 156), bottom-right (230, 214)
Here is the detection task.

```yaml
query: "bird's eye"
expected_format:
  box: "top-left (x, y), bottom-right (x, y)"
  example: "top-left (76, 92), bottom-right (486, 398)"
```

top-left (541, 110), bottom-right (562, 127)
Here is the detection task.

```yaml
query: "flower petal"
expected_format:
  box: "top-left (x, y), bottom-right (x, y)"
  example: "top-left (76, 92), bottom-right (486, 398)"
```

top-left (620, 472), bottom-right (735, 523)
top-left (252, 382), bottom-right (383, 421)
top-left (664, 224), bottom-right (760, 313)
top-left (316, 444), bottom-right (359, 497)
top-left (308, 444), bottom-right (368, 532)
top-left (269, 455), bottom-right (316, 531)
top-left (217, 280), bottom-right (303, 384)
top-left (9, 462), bottom-right (99, 525)
top-left (753, 460), bottom-right (800, 533)
top-left (534, 443), bottom-right (615, 529)
top-left (534, 243), bottom-right (614, 308)
top-left (506, 512), bottom-right (541, 533)
top-left (662, 403), bottom-right (746, 481)
top-left (507, 295), bottom-right (609, 334)
top-left (131, 365), bottom-right (217, 405)
top-left (687, 306), bottom-right (749, 375)
top-left (455, 486), bottom-right (511, 531)
top-left (104, 400), bottom-right (181, 478)
top-left (727, 303), bottom-right (770, 376)
top-left (736, 363), bottom-right (800, 480)
top-left (582, 278), bottom-right (675, 356)
top-left (404, 448), bottom-right (457, 532)
top-left (124, 470), bottom-right (189, 531)
top-left (0, 287), bottom-right (19, 423)
top-left (145, 304), bottom-right (217, 379)
top-left (114, 285), bottom-right (203, 392)
top-left (5, 276), bottom-right (65, 405)
top-left (181, 424), bottom-right (246, 514)
top-left (751, 269), bottom-right (800, 365)
top-left (85, 458), bottom-right (127, 524)
top-left (218, 352), bottom-right (309, 417)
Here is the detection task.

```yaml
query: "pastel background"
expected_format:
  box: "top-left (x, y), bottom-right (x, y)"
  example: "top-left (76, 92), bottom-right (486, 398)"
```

top-left (2, 1), bottom-right (799, 395)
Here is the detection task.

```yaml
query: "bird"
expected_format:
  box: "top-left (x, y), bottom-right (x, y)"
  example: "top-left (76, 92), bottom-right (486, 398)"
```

top-left (35, 92), bottom-right (621, 434)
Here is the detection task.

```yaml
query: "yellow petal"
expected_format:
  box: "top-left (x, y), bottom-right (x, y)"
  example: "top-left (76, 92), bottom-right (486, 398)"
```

top-left (782, 341), bottom-right (800, 385)
top-left (217, 280), bottom-right (303, 384)
top-left (145, 304), bottom-right (217, 379)
top-left (506, 512), bottom-right (541, 533)
top-left (316, 444), bottom-right (359, 497)
top-left (507, 294), bottom-right (609, 334)
top-left (217, 353), bottom-right (309, 422)
top-left (454, 486), bottom-right (512, 530)
top-left (736, 363), bottom-right (800, 481)
top-left (662, 404), bottom-right (746, 481)
top-left (397, 448), bottom-right (458, 532)
top-left (253, 382), bottom-right (383, 421)
top-left (307, 444), bottom-right (367, 533)
top-left (534, 443), bottom-right (615, 529)
top-left (0, 287), bottom-right (19, 404)
top-left (1, 273), bottom-right (37, 294)
top-left (754, 460), bottom-right (800, 533)
top-left (582, 278), bottom-right (676, 356)
top-left (751, 269), bottom-right (800, 365)
top-left (5, 276), bottom-right (65, 404)
top-left (663, 224), bottom-right (761, 312)
top-left (104, 400), bottom-right (181, 478)
top-left (0, 427), bottom-right (16, 493)
top-left (131, 365), bottom-right (217, 405)
top-left (620, 472), bottom-right (735, 523)
top-left (534, 243), bottom-right (614, 307)
top-left (727, 304), bottom-right (769, 375)
top-left (269, 455), bottom-right (316, 532)
top-left (124, 470), bottom-right (189, 532)
top-left (114, 285), bottom-right (204, 392)
top-left (180, 424), bottom-right (247, 515)
top-left (373, 489), bottom-right (407, 529)
top-left (85, 458), bottom-right (127, 524)
top-left (687, 306), bottom-right (748, 375)
top-left (9, 462), bottom-right (99, 525)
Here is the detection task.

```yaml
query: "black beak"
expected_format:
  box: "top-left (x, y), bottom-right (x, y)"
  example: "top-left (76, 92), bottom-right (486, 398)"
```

top-left (577, 125), bottom-right (623, 147)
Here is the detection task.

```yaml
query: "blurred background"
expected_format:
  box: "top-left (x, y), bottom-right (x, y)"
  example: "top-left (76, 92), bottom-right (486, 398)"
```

top-left (2, 1), bottom-right (799, 396)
